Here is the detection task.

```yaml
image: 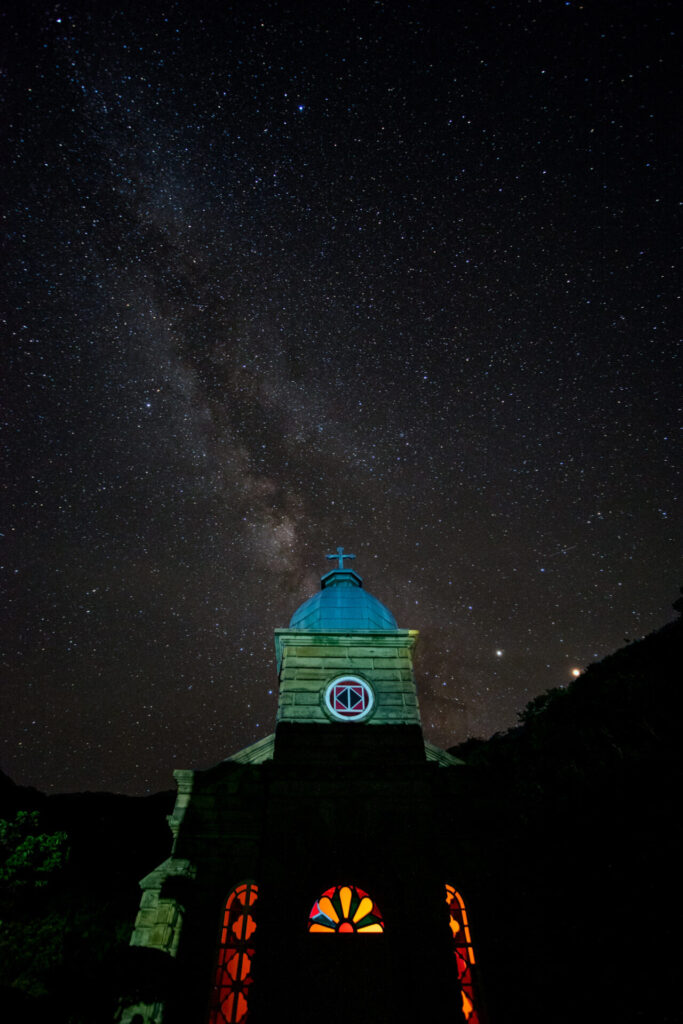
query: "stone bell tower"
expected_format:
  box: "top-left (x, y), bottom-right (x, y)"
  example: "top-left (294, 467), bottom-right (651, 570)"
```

top-left (117, 550), bottom-right (481, 1024)
top-left (274, 546), bottom-right (421, 730)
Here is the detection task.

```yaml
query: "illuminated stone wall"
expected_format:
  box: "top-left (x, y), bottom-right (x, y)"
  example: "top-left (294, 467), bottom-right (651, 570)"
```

top-left (274, 628), bottom-right (421, 727)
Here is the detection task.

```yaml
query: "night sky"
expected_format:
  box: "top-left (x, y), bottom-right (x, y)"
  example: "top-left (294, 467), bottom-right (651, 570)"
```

top-left (3, 1), bottom-right (680, 795)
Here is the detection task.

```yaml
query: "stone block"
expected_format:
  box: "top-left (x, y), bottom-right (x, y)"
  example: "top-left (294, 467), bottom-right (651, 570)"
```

top-left (370, 679), bottom-right (400, 691)
top-left (348, 646), bottom-right (398, 658)
top-left (288, 678), bottom-right (324, 692)
top-left (281, 706), bottom-right (326, 721)
top-left (286, 657), bottom-right (323, 669)
top-left (372, 657), bottom-right (404, 669)
top-left (375, 707), bottom-right (410, 719)
top-left (285, 668), bottom-right (325, 681)
top-left (135, 908), bottom-right (158, 929)
top-left (377, 693), bottom-right (403, 705)
top-left (294, 692), bottom-right (321, 705)
top-left (149, 924), bottom-right (173, 948)
top-left (302, 634), bottom-right (347, 646)
top-left (155, 904), bottom-right (176, 924)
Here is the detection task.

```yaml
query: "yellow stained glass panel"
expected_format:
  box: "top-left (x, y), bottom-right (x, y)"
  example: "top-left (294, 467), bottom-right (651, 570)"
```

top-left (340, 885), bottom-right (353, 919)
top-left (352, 896), bottom-right (373, 923)
top-left (318, 896), bottom-right (340, 923)
top-left (309, 923), bottom-right (336, 932)
top-left (357, 922), bottom-right (383, 932)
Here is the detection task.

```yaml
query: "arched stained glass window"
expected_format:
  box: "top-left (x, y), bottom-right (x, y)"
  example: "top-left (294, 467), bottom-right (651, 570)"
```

top-left (208, 882), bottom-right (258, 1024)
top-left (445, 885), bottom-right (480, 1024)
top-left (308, 884), bottom-right (384, 933)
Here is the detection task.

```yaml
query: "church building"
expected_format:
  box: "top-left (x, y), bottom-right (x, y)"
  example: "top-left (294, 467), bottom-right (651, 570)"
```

top-left (118, 550), bottom-right (483, 1023)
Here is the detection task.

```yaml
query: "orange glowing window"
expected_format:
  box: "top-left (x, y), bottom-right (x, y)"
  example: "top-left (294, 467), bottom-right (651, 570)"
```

top-left (445, 885), bottom-right (480, 1024)
top-left (308, 884), bottom-right (384, 933)
top-left (208, 882), bottom-right (258, 1024)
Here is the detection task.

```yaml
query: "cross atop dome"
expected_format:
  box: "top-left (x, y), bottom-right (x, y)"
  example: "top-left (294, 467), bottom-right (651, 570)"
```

top-left (326, 546), bottom-right (356, 570)
top-left (284, 549), bottom-right (398, 633)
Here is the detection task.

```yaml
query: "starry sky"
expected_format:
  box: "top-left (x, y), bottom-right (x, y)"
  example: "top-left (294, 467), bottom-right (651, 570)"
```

top-left (3, 0), bottom-right (680, 795)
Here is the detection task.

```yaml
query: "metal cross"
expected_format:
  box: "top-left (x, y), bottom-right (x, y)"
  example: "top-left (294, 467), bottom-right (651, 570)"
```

top-left (326, 546), bottom-right (356, 569)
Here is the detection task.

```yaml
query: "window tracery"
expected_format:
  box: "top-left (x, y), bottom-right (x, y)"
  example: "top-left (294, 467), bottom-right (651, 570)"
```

top-left (208, 882), bottom-right (258, 1023)
top-left (445, 885), bottom-right (480, 1024)
top-left (308, 884), bottom-right (384, 933)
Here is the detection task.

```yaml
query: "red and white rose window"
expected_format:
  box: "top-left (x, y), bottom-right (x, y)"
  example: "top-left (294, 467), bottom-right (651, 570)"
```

top-left (324, 676), bottom-right (375, 721)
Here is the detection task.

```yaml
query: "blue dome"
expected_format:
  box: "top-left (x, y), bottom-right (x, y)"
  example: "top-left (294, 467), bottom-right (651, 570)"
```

top-left (289, 569), bottom-right (398, 631)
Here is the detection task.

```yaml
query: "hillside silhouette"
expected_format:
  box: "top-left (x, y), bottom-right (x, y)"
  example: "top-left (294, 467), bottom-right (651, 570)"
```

top-left (447, 591), bottom-right (681, 1023)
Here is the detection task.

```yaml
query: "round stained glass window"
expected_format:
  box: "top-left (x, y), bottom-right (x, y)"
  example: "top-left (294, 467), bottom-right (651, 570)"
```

top-left (324, 675), bottom-right (374, 721)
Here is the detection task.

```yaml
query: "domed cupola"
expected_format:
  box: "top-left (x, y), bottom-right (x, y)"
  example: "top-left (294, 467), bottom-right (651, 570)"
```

top-left (289, 548), bottom-right (397, 631)
top-left (273, 548), bottom-right (423, 732)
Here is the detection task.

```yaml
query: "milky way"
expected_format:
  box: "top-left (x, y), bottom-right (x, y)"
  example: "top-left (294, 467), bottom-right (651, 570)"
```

top-left (3, 1), bottom-right (680, 793)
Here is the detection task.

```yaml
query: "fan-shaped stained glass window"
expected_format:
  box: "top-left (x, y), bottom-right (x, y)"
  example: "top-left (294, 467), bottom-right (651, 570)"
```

top-left (445, 885), bottom-right (480, 1024)
top-left (308, 884), bottom-right (384, 933)
top-left (208, 882), bottom-right (258, 1024)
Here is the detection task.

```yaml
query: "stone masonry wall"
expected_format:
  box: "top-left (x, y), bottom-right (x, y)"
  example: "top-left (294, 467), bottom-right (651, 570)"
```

top-left (274, 629), bottom-right (421, 726)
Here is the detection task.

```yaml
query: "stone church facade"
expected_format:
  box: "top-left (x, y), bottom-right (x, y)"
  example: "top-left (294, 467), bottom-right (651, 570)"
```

top-left (118, 551), bottom-right (482, 1023)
